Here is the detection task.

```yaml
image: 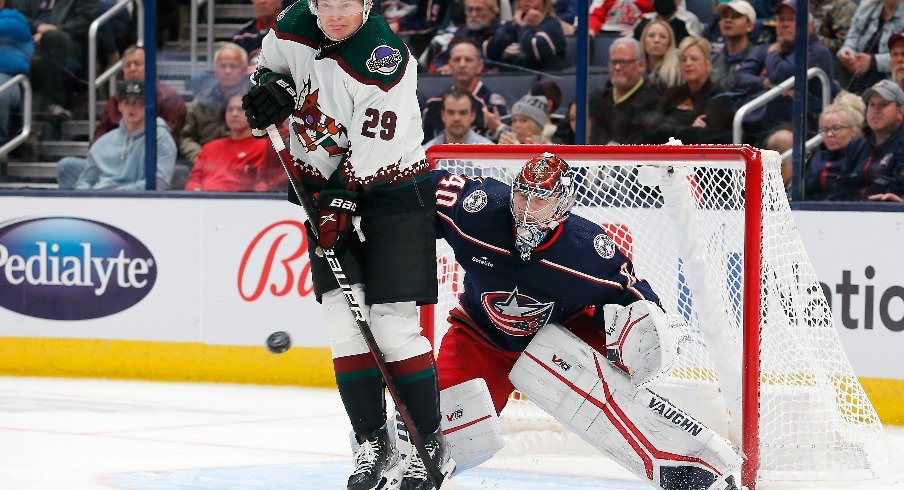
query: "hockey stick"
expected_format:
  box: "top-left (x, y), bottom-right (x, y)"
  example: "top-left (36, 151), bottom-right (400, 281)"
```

top-left (264, 126), bottom-right (446, 489)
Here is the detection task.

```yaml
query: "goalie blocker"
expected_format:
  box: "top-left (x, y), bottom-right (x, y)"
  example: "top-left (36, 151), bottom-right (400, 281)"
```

top-left (510, 301), bottom-right (743, 490)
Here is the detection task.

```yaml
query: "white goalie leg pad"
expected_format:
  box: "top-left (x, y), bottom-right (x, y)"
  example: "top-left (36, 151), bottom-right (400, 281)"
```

top-left (510, 324), bottom-right (742, 490)
top-left (370, 301), bottom-right (432, 362)
top-left (438, 378), bottom-right (505, 475)
top-left (603, 300), bottom-right (688, 386)
top-left (324, 285), bottom-right (372, 358)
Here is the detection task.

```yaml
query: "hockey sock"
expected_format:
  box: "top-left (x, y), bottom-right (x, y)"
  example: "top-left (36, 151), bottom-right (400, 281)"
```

top-left (388, 352), bottom-right (441, 436)
top-left (334, 353), bottom-right (387, 435)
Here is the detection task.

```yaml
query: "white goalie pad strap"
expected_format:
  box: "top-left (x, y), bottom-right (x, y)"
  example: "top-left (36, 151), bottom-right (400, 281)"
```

top-left (510, 324), bottom-right (741, 490)
top-left (603, 300), bottom-right (688, 387)
top-left (439, 378), bottom-right (505, 475)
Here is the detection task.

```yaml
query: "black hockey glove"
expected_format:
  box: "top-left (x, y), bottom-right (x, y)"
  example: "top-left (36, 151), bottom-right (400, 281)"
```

top-left (316, 189), bottom-right (358, 250)
top-left (242, 79), bottom-right (297, 130)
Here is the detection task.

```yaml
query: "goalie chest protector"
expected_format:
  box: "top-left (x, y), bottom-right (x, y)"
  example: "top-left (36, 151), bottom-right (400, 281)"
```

top-left (431, 171), bottom-right (660, 352)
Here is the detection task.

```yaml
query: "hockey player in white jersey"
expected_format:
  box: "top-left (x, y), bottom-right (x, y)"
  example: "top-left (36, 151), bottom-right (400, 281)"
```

top-left (241, 1), bottom-right (451, 488)
top-left (430, 153), bottom-right (744, 490)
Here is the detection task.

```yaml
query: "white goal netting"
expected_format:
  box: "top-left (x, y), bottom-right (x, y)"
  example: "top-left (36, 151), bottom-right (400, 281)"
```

top-left (425, 144), bottom-right (901, 486)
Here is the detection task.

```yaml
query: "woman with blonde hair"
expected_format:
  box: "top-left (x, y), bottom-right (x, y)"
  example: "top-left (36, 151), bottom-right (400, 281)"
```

top-left (638, 36), bottom-right (731, 143)
top-left (806, 102), bottom-right (864, 200)
top-left (640, 19), bottom-right (682, 89)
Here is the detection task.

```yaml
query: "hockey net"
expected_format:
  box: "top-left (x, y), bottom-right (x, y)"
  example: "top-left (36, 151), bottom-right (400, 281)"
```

top-left (423, 144), bottom-right (901, 488)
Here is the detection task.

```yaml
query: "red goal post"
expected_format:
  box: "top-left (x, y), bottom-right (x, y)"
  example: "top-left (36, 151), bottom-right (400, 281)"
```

top-left (421, 144), bottom-right (901, 489)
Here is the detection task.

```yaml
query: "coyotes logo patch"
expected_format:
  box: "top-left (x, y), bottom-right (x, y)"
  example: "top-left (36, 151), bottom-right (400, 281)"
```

top-left (291, 76), bottom-right (349, 158)
top-left (481, 288), bottom-right (554, 336)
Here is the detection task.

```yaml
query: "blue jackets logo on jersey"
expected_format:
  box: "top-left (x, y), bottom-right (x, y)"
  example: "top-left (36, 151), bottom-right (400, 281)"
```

top-left (365, 45), bottom-right (403, 75)
top-left (594, 234), bottom-right (617, 259)
top-left (481, 287), bottom-right (554, 336)
top-left (462, 190), bottom-right (488, 213)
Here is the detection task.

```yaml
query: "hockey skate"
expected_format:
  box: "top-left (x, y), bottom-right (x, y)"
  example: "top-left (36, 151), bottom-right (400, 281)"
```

top-left (348, 425), bottom-right (400, 490)
top-left (397, 429), bottom-right (456, 489)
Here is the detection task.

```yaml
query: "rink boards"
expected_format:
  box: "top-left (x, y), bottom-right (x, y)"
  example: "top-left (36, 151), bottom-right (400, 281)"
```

top-left (0, 194), bottom-right (902, 424)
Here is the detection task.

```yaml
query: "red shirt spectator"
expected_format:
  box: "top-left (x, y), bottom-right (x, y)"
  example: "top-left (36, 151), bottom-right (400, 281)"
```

top-left (185, 94), bottom-right (285, 192)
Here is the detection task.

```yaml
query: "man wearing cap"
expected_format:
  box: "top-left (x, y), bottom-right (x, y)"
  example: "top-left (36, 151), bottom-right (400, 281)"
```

top-left (93, 45), bottom-right (186, 144)
top-left (56, 80), bottom-right (176, 191)
top-left (499, 94), bottom-right (549, 143)
top-left (731, 0), bottom-right (835, 137)
top-left (889, 33), bottom-right (904, 90)
top-left (839, 79), bottom-right (904, 201)
top-left (710, 0), bottom-right (758, 85)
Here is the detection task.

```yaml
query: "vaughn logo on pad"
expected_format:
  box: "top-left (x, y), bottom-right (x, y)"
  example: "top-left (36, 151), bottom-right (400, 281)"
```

top-left (0, 217), bottom-right (157, 320)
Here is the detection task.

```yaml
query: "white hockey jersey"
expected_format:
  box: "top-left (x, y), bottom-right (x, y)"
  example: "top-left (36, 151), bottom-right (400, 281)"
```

top-left (255, 0), bottom-right (427, 193)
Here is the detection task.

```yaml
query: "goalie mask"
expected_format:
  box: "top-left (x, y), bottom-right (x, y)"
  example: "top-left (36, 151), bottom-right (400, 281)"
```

top-left (310, 0), bottom-right (373, 42)
top-left (510, 152), bottom-right (576, 261)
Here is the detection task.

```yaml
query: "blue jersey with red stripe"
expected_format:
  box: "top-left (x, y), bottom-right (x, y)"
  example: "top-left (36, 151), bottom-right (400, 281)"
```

top-left (431, 170), bottom-right (660, 353)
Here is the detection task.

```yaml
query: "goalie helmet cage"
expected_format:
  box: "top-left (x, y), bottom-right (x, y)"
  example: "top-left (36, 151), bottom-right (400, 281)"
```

top-left (420, 144), bottom-right (902, 489)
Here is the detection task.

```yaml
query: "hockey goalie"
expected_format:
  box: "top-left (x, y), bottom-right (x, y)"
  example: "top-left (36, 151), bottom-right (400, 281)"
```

top-left (429, 152), bottom-right (744, 490)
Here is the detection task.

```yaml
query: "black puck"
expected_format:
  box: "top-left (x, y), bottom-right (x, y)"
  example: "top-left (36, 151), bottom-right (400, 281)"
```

top-left (266, 331), bottom-right (291, 354)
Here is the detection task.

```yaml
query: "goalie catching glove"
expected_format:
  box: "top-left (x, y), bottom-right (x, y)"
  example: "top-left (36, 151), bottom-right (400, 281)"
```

top-left (242, 78), bottom-right (297, 130)
top-left (316, 189), bottom-right (358, 250)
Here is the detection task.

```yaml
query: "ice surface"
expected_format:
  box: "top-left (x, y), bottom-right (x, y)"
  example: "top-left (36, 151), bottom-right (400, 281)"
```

top-left (0, 377), bottom-right (901, 489)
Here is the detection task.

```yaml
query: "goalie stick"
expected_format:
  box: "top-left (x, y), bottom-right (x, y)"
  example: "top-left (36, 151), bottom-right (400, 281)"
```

top-left (265, 126), bottom-right (446, 489)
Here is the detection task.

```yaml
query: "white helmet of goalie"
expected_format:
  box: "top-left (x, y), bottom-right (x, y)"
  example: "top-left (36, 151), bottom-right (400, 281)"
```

top-left (309, 0), bottom-right (374, 42)
top-left (510, 152), bottom-right (577, 260)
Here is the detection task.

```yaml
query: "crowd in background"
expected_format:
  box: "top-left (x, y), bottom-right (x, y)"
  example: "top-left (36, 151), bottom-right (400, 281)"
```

top-left (0, 0), bottom-right (902, 200)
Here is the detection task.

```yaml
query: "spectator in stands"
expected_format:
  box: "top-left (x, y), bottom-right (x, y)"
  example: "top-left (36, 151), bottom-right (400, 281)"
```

top-left (179, 43), bottom-right (250, 166)
top-left (529, 79), bottom-right (562, 141)
top-left (837, 0), bottom-right (904, 94)
top-left (640, 19), bottom-right (682, 89)
top-left (589, 0), bottom-right (643, 35)
top-left (588, 37), bottom-right (660, 144)
top-left (232, 0), bottom-right (293, 73)
top-left (428, 0), bottom-right (501, 73)
top-left (0, 0), bottom-right (32, 147)
top-left (732, 0), bottom-right (835, 138)
top-left (9, 0), bottom-right (97, 117)
top-left (806, 101), bottom-right (863, 199)
top-left (185, 94), bottom-right (285, 192)
top-left (890, 33), bottom-right (904, 90)
top-left (423, 89), bottom-right (495, 149)
top-left (93, 45), bottom-right (186, 143)
top-left (422, 38), bottom-right (509, 143)
top-left (841, 79), bottom-right (904, 201)
top-left (484, 0), bottom-right (566, 70)
top-left (57, 81), bottom-right (176, 191)
top-left (710, 0), bottom-right (758, 86)
top-left (811, 0), bottom-right (855, 54)
top-left (636, 36), bottom-right (732, 144)
top-left (632, 0), bottom-right (703, 45)
top-left (762, 123), bottom-right (794, 188)
top-left (498, 94), bottom-right (550, 143)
